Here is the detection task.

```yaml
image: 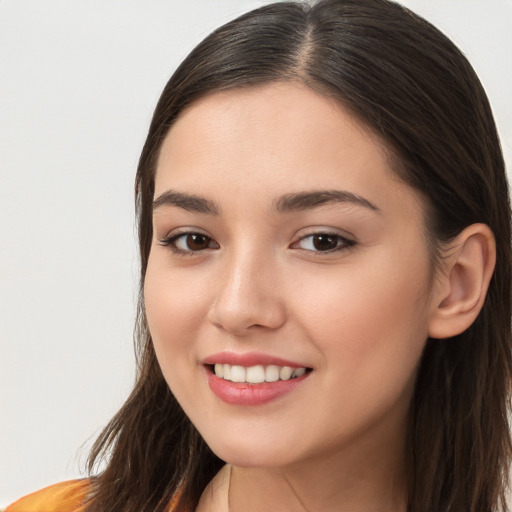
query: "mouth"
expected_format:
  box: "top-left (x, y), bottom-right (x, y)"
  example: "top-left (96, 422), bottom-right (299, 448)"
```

top-left (206, 363), bottom-right (312, 384)
top-left (202, 352), bottom-right (313, 405)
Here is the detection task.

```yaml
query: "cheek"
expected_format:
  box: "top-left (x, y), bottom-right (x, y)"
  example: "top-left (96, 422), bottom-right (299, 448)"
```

top-left (293, 249), bottom-right (431, 387)
top-left (290, 266), bottom-right (430, 447)
top-left (143, 259), bottom-right (210, 377)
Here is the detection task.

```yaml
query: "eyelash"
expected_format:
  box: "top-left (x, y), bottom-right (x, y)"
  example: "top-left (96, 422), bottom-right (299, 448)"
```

top-left (292, 233), bottom-right (356, 254)
top-left (158, 231), bottom-right (356, 256)
top-left (159, 232), bottom-right (219, 255)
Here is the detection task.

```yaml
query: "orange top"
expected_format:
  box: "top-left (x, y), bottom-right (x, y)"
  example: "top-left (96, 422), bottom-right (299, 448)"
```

top-left (4, 480), bottom-right (182, 512)
top-left (4, 480), bottom-right (91, 512)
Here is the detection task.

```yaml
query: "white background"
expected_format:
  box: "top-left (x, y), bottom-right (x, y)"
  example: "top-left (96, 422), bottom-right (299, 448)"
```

top-left (1, 0), bottom-right (511, 507)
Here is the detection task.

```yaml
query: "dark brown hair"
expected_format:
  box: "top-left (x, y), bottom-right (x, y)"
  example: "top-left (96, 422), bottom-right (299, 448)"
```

top-left (86, 1), bottom-right (512, 511)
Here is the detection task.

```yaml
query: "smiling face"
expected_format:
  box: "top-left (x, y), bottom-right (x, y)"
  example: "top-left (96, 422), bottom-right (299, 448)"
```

top-left (144, 82), bottom-right (436, 470)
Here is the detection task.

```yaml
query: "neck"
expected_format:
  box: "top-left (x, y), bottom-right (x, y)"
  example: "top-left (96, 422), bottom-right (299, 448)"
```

top-left (229, 445), bottom-right (407, 512)
top-left (197, 430), bottom-right (408, 512)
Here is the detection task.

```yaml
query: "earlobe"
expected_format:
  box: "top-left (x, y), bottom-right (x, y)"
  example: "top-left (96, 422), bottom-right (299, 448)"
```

top-left (428, 224), bottom-right (496, 339)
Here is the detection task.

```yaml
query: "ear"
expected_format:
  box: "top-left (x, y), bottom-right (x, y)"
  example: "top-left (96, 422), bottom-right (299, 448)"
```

top-left (428, 223), bottom-right (496, 339)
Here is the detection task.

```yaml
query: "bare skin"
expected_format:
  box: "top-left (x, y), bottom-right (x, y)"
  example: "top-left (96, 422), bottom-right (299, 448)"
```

top-left (146, 82), bottom-right (495, 512)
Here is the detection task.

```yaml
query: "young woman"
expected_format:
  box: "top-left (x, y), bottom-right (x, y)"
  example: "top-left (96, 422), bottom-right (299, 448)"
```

top-left (6, 0), bottom-right (511, 511)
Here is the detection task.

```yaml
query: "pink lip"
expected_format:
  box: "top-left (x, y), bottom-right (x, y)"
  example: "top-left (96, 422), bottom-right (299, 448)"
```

top-left (202, 351), bottom-right (307, 368)
top-left (202, 352), bottom-right (312, 406)
top-left (206, 370), bottom-right (309, 406)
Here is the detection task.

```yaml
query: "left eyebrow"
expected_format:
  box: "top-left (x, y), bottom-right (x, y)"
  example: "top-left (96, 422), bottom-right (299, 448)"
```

top-left (272, 190), bottom-right (380, 214)
top-left (152, 189), bottom-right (220, 215)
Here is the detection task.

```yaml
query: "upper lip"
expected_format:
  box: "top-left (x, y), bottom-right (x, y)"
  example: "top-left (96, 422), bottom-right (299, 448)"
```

top-left (202, 351), bottom-right (309, 368)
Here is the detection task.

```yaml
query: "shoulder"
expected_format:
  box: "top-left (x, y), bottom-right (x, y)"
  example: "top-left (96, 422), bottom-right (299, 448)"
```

top-left (4, 479), bottom-right (91, 512)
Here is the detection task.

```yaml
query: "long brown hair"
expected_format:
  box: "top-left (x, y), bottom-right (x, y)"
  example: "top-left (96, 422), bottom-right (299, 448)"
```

top-left (86, 1), bottom-right (512, 511)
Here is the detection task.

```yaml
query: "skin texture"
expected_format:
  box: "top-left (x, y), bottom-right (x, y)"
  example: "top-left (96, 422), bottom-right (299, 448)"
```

top-left (144, 83), bottom-right (494, 511)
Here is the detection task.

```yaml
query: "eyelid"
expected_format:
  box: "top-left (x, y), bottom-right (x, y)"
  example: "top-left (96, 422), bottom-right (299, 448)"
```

top-left (158, 228), bottom-right (219, 255)
top-left (157, 226), bottom-right (356, 256)
top-left (290, 228), bottom-right (357, 254)
top-left (158, 226), bottom-right (211, 242)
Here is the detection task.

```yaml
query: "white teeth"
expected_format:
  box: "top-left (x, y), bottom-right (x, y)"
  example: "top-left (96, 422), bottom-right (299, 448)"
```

top-left (279, 366), bottom-right (293, 381)
top-left (246, 365), bottom-right (265, 383)
top-left (265, 365), bottom-right (280, 382)
top-left (291, 367), bottom-right (306, 378)
top-left (214, 364), bottom-right (224, 378)
top-left (230, 365), bottom-right (246, 383)
top-left (213, 363), bottom-right (308, 383)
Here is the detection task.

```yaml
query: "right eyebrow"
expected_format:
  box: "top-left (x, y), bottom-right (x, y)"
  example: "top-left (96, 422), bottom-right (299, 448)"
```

top-left (152, 190), bottom-right (220, 215)
top-left (272, 189), bottom-right (380, 214)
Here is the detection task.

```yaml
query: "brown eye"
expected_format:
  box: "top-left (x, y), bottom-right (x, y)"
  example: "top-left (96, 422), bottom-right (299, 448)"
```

top-left (295, 233), bottom-right (355, 253)
top-left (184, 234), bottom-right (211, 251)
top-left (159, 232), bottom-right (218, 254)
top-left (169, 233), bottom-right (219, 254)
top-left (311, 234), bottom-right (338, 251)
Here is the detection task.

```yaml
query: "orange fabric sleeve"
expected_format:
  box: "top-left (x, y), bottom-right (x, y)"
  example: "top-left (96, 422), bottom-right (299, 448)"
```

top-left (5, 479), bottom-right (91, 512)
top-left (4, 479), bottom-right (185, 512)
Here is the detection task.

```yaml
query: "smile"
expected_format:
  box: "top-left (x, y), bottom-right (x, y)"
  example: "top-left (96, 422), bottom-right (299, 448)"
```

top-left (213, 363), bottom-right (307, 383)
top-left (205, 364), bottom-right (312, 406)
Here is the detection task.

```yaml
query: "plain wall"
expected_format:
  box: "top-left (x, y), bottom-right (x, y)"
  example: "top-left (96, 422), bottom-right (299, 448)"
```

top-left (1, 0), bottom-right (511, 506)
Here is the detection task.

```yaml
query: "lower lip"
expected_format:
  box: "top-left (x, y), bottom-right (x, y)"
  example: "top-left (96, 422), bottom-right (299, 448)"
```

top-left (207, 369), bottom-right (310, 406)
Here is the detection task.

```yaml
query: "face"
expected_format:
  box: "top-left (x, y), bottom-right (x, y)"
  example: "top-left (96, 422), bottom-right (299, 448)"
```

top-left (144, 83), bottom-right (436, 469)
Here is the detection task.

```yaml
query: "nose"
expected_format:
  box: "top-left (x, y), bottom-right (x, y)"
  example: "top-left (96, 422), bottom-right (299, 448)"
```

top-left (207, 251), bottom-right (287, 336)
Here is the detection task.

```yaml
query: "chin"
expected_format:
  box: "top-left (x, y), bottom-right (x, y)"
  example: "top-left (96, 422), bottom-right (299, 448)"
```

top-left (202, 431), bottom-right (300, 469)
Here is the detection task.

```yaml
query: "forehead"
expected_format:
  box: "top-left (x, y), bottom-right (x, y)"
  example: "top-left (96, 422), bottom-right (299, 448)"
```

top-left (160, 83), bottom-right (385, 153)
top-left (154, 82), bottom-right (421, 218)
